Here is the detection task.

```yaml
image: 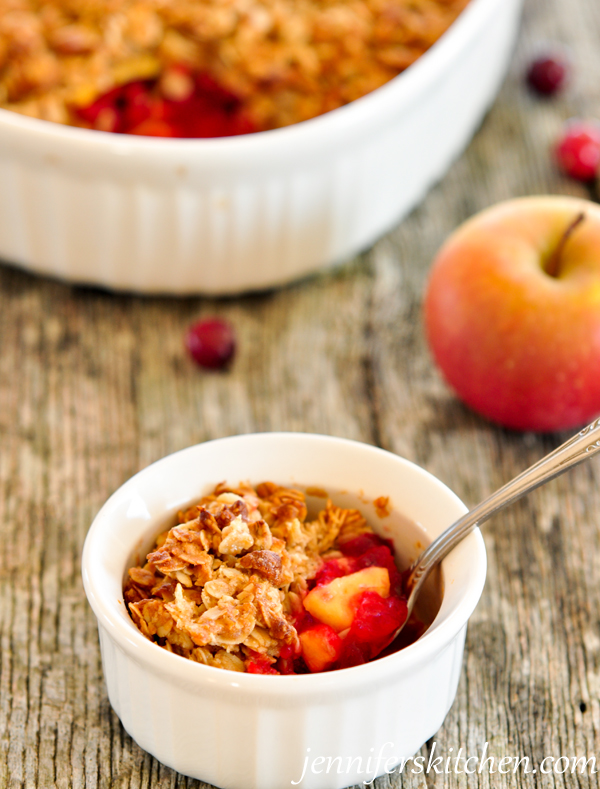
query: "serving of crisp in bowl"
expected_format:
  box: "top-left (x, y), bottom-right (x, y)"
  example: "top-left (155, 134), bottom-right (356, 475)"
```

top-left (0, 0), bottom-right (522, 294)
top-left (82, 432), bottom-right (486, 789)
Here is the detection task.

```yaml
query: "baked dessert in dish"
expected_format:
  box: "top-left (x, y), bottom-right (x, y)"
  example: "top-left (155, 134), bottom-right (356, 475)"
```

top-left (83, 432), bottom-right (488, 785)
top-left (124, 481), bottom-right (424, 673)
top-left (0, 0), bottom-right (469, 136)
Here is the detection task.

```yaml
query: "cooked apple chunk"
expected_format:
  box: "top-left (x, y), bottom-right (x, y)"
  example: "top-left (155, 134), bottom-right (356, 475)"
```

top-left (303, 566), bottom-right (390, 632)
top-left (299, 624), bottom-right (343, 672)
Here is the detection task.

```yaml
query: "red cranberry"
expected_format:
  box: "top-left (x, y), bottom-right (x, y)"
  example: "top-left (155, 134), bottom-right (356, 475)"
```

top-left (555, 120), bottom-right (600, 181)
top-left (527, 52), bottom-right (569, 96)
top-left (246, 655), bottom-right (279, 674)
top-left (185, 317), bottom-right (236, 369)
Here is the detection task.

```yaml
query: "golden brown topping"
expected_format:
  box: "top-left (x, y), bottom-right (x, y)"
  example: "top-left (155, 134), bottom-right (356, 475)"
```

top-left (147, 529), bottom-right (214, 586)
top-left (238, 550), bottom-right (283, 585)
top-left (248, 518), bottom-right (273, 551)
top-left (252, 578), bottom-right (297, 644)
top-left (129, 598), bottom-right (176, 640)
top-left (374, 495), bottom-right (391, 518)
top-left (0, 0), bottom-right (469, 130)
top-left (128, 566), bottom-right (155, 587)
top-left (49, 24), bottom-right (100, 54)
top-left (201, 566), bottom-right (249, 608)
top-left (217, 516), bottom-right (254, 555)
top-left (123, 482), bottom-right (389, 673)
top-left (166, 588), bottom-right (257, 647)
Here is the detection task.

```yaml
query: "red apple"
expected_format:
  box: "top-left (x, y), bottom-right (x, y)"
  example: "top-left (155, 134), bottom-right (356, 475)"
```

top-left (424, 196), bottom-right (600, 432)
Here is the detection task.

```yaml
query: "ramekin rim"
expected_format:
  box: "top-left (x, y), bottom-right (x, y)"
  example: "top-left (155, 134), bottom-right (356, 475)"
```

top-left (82, 431), bottom-right (487, 695)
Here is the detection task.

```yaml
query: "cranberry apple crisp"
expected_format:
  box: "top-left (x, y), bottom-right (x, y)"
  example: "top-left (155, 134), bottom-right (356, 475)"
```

top-left (124, 482), bottom-right (423, 673)
top-left (0, 0), bottom-right (469, 136)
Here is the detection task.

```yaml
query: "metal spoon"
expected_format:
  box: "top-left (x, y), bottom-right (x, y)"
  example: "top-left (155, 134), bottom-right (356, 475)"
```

top-left (400, 416), bottom-right (600, 634)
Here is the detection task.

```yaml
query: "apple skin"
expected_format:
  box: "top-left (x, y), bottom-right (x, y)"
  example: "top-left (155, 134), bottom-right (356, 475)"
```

top-left (424, 196), bottom-right (600, 432)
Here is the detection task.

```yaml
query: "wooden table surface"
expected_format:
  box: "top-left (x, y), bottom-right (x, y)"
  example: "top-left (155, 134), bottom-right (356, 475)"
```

top-left (3, 0), bottom-right (600, 786)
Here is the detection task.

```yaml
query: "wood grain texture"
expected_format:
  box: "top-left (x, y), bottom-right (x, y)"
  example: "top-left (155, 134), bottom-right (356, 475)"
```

top-left (2, 0), bottom-right (600, 786)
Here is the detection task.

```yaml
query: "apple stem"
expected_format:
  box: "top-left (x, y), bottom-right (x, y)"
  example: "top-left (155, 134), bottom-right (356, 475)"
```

top-left (545, 211), bottom-right (586, 278)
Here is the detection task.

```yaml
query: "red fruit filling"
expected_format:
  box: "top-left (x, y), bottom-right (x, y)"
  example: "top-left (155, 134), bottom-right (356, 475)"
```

top-left (75, 71), bottom-right (257, 138)
top-left (246, 653), bottom-right (280, 675)
top-left (313, 556), bottom-right (355, 586)
top-left (277, 532), bottom-right (418, 674)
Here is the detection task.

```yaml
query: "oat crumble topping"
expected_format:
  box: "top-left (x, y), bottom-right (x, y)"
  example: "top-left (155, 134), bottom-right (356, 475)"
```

top-left (124, 481), bottom-right (375, 672)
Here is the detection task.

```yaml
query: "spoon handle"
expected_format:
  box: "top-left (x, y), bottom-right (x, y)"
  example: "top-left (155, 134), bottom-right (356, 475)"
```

top-left (404, 416), bottom-right (600, 616)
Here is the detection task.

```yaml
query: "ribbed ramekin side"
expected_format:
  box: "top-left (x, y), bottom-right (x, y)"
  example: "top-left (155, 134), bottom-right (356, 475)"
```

top-left (97, 619), bottom-right (468, 789)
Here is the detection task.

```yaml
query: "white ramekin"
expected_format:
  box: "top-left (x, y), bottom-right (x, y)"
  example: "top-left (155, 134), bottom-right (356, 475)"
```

top-left (0, 0), bottom-right (522, 295)
top-left (82, 432), bottom-right (486, 789)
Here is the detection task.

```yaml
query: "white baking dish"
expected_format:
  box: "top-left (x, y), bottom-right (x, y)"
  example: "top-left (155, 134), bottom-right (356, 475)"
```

top-left (0, 0), bottom-right (522, 294)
